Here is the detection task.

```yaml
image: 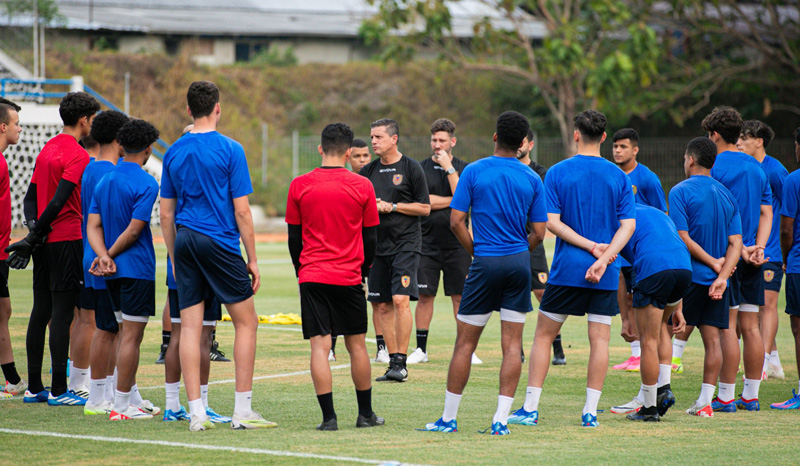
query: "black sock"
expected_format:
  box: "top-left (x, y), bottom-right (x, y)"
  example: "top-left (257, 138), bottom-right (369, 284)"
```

top-left (317, 392), bottom-right (336, 422)
top-left (356, 388), bottom-right (373, 418)
top-left (395, 353), bottom-right (407, 369)
top-left (331, 335), bottom-right (337, 352)
top-left (376, 335), bottom-right (385, 352)
top-left (212, 329), bottom-right (217, 342)
top-left (553, 334), bottom-right (563, 351)
top-left (1, 362), bottom-right (21, 385)
top-left (162, 331), bottom-right (171, 346)
top-left (416, 329), bottom-right (429, 353)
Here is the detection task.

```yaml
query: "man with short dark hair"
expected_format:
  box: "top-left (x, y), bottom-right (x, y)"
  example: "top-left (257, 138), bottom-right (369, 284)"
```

top-left (287, 122), bottom-right (384, 431)
top-left (360, 118), bottom-right (430, 383)
top-left (350, 139), bottom-right (372, 175)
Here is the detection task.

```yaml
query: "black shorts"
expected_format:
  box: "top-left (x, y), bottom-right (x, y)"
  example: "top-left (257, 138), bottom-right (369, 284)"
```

top-left (107, 278), bottom-right (155, 321)
top-left (683, 282), bottom-right (729, 328)
top-left (32, 240), bottom-right (83, 292)
top-left (530, 243), bottom-right (549, 291)
top-left (621, 267), bottom-right (634, 294)
top-left (168, 288), bottom-right (221, 325)
top-left (459, 251), bottom-right (532, 315)
top-left (632, 269), bottom-right (692, 310)
top-left (539, 284), bottom-right (618, 317)
top-left (418, 248), bottom-right (472, 296)
top-left (78, 284), bottom-right (95, 310)
top-left (0, 261), bottom-right (8, 298)
top-left (367, 251), bottom-right (419, 303)
top-left (93, 288), bottom-right (118, 333)
top-left (728, 260), bottom-right (764, 308)
top-left (300, 282), bottom-right (368, 339)
top-left (763, 262), bottom-right (784, 292)
top-left (174, 227), bottom-right (253, 308)
top-left (785, 273), bottom-right (800, 317)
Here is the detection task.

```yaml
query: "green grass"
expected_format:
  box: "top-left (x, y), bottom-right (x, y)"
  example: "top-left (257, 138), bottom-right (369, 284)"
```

top-left (1, 239), bottom-right (799, 465)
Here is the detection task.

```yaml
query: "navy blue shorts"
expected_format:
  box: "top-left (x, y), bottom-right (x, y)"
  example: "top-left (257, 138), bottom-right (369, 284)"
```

top-left (168, 288), bottom-right (222, 324)
top-left (174, 227), bottom-right (253, 308)
top-left (93, 288), bottom-right (118, 333)
top-left (539, 283), bottom-right (618, 317)
top-left (621, 266), bottom-right (634, 294)
top-left (106, 278), bottom-right (155, 319)
top-left (367, 251), bottom-right (420, 302)
top-left (632, 269), bottom-right (692, 310)
top-left (78, 284), bottom-right (95, 310)
top-left (763, 262), bottom-right (784, 292)
top-left (728, 260), bottom-right (764, 307)
top-left (683, 282), bottom-right (729, 328)
top-left (458, 251), bottom-right (532, 315)
top-left (785, 273), bottom-right (800, 317)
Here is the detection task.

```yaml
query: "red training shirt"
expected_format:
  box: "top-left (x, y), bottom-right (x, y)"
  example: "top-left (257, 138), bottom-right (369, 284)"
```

top-left (285, 167), bottom-right (380, 286)
top-left (0, 152), bottom-right (10, 260)
top-left (30, 134), bottom-right (90, 243)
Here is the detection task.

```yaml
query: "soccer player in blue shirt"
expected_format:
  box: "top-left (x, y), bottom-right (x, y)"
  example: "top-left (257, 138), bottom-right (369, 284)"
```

top-left (421, 111), bottom-right (547, 435)
top-left (669, 137), bottom-right (742, 417)
top-left (737, 120), bottom-right (789, 380)
top-left (87, 119), bottom-right (160, 421)
top-left (704, 107), bottom-right (772, 412)
top-left (510, 110), bottom-right (636, 428)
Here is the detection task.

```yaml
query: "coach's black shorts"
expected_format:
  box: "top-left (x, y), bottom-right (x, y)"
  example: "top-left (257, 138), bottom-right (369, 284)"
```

top-left (621, 266), bottom-right (634, 294)
top-left (107, 278), bottom-right (155, 320)
top-left (530, 243), bottom-right (549, 291)
top-left (418, 248), bottom-right (471, 297)
top-left (785, 273), bottom-right (800, 317)
top-left (459, 251), bottom-right (532, 315)
top-left (93, 288), bottom-right (118, 333)
top-left (539, 284), bottom-right (618, 317)
top-left (367, 251), bottom-right (419, 303)
top-left (683, 282), bottom-right (729, 328)
top-left (0, 261), bottom-right (8, 298)
top-left (300, 282), bottom-right (368, 339)
top-left (728, 260), bottom-right (764, 308)
top-left (175, 226), bottom-right (253, 308)
top-left (168, 288), bottom-right (221, 325)
top-left (632, 269), bottom-right (692, 310)
top-left (763, 262), bottom-right (784, 292)
top-left (32, 240), bottom-right (83, 292)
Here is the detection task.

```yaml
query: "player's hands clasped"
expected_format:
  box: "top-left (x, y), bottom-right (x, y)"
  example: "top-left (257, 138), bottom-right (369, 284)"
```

top-left (708, 277), bottom-right (727, 300)
top-left (742, 245), bottom-right (767, 266)
top-left (89, 255), bottom-right (117, 276)
top-left (585, 258), bottom-right (608, 284)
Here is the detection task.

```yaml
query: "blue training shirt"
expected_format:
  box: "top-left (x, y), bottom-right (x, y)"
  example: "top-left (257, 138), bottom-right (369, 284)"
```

top-left (781, 170), bottom-right (800, 273)
top-left (545, 155), bottom-right (636, 290)
top-left (619, 162), bottom-right (667, 268)
top-left (711, 150), bottom-right (771, 247)
top-left (89, 161), bottom-right (159, 281)
top-left (450, 155), bottom-right (547, 257)
top-left (81, 159), bottom-right (115, 290)
top-left (760, 155), bottom-right (788, 263)
top-left (620, 205), bottom-right (691, 283)
top-left (160, 131), bottom-right (253, 254)
top-left (669, 175), bottom-right (742, 285)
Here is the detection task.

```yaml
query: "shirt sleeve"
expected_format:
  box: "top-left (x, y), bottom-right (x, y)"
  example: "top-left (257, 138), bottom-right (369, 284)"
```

top-left (362, 181), bottom-right (380, 228)
top-left (668, 188), bottom-right (688, 231)
top-left (617, 174), bottom-right (636, 220)
top-left (645, 172), bottom-right (668, 212)
top-left (528, 174), bottom-right (548, 223)
top-left (782, 176), bottom-right (799, 219)
top-left (771, 166), bottom-right (788, 205)
top-left (284, 179), bottom-right (302, 225)
top-left (131, 178), bottom-right (159, 222)
top-left (761, 172), bottom-right (773, 207)
top-left (62, 147), bottom-right (90, 184)
top-left (544, 168), bottom-right (561, 214)
top-left (450, 165), bottom-right (473, 213)
top-left (160, 153), bottom-right (175, 199)
top-left (229, 142), bottom-right (254, 199)
top-left (409, 161), bottom-right (430, 205)
top-left (729, 210), bottom-right (743, 237)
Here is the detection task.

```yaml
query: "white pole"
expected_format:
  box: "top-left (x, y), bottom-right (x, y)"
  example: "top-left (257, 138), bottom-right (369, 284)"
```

top-left (261, 123), bottom-right (268, 187)
top-left (39, 24), bottom-right (46, 79)
top-left (124, 72), bottom-right (130, 114)
top-left (292, 130), bottom-right (299, 178)
top-left (70, 76), bottom-right (85, 92)
top-left (32, 0), bottom-right (39, 78)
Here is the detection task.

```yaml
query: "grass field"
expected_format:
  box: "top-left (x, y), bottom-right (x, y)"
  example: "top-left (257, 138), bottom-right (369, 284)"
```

top-left (1, 239), bottom-right (799, 465)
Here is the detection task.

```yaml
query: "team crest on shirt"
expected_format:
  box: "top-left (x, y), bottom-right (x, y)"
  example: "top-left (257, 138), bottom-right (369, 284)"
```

top-left (393, 174), bottom-right (403, 185)
top-left (632, 185), bottom-right (638, 195)
top-left (765, 270), bottom-right (775, 282)
top-left (401, 275), bottom-right (411, 288)
top-left (539, 272), bottom-right (548, 284)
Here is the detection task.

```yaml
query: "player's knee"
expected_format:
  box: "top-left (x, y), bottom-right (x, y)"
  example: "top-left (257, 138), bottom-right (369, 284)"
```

top-left (790, 317), bottom-right (800, 337)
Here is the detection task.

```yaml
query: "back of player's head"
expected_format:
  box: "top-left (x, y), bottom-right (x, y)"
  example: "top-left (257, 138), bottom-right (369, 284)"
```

top-left (351, 138), bottom-right (368, 148)
top-left (82, 135), bottom-right (98, 151)
top-left (0, 103), bottom-right (15, 125)
top-left (0, 98), bottom-right (21, 112)
top-left (686, 137), bottom-right (717, 169)
top-left (117, 119), bottom-right (160, 153)
top-left (59, 92), bottom-right (100, 126)
top-left (495, 111), bottom-right (530, 152)
top-left (741, 120), bottom-right (775, 148)
top-left (187, 81), bottom-right (219, 119)
top-left (371, 118), bottom-right (399, 138)
top-left (612, 128), bottom-right (639, 145)
top-left (701, 106), bottom-right (742, 145)
top-left (574, 110), bottom-right (607, 143)
top-left (795, 127), bottom-right (800, 145)
top-left (90, 110), bottom-right (130, 145)
top-left (321, 123), bottom-right (354, 156)
top-left (431, 118), bottom-right (456, 137)
top-left (526, 128), bottom-right (534, 142)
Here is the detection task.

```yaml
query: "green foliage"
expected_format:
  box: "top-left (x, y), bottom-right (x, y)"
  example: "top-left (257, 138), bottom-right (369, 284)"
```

top-left (3, 0), bottom-right (65, 26)
top-left (250, 45), bottom-right (298, 67)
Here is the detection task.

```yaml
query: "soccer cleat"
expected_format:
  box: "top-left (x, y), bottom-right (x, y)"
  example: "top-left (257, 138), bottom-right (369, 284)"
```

top-left (625, 356), bottom-right (641, 372)
top-left (507, 407), bottom-right (538, 426)
top-left (110, 405), bottom-right (153, 420)
top-left (231, 410), bottom-right (277, 430)
top-left (206, 407), bottom-right (232, 423)
top-left (612, 356), bottom-right (636, 370)
top-left (328, 350), bottom-right (336, 362)
top-left (610, 397), bottom-right (643, 414)
top-left (407, 348), bottom-right (429, 364)
top-left (189, 414), bottom-right (215, 431)
top-left (552, 347), bottom-right (566, 366)
top-left (711, 397), bottom-right (737, 412)
top-left (686, 401), bottom-right (713, 417)
top-left (581, 413), bottom-right (599, 427)
top-left (671, 357), bottom-right (683, 374)
top-left (4, 380), bottom-right (28, 396)
top-left (1, 391), bottom-right (10, 399)
top-left (375, 365), bottom-right (394, 382)
top-left (386, 366), bottom-right (408, 382)
top-left (210, 341), bottom-right (231, 362)
top-left (471, 353), bottom-right (483, 365)
top-left (479, 422), bottom-right (509, 435)
top-left (163, 406), bottom-right (191, 421)
top-left (766, 363), bottom-right (785, 380)
top-left (656, 386), bottom-right (676, 417)
top-left (155, 344), bottom-right (167, 364)
top-left (72, 385), bottom-right (90, 399)
top-left (356, 412), bottom-right (385, 428)
top-left (374, 348), bottom-right (390, 364)
top-left (626, 405), bottom-right (659, 422)
top-left (84, 400), bottom-right (113, 415)
top-left (135, 399), bottom-right (161, 416)
top-left (23, 389), bottom-right (49, 403)
top-left (47, 390), bottom-right (87, 406)
top-left (316, 417), bottom-right (338, 431)
top-left (734, 396), bottom-right (760, 411)
top-left (419, 417), bottom-right (457, 433)
top-left (770, 390), bottom-right (800, 410)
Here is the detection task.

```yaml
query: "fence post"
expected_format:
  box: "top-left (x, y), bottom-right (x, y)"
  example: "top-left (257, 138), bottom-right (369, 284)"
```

top-left (124, 72), bottom-right (130, 114)
top-left (261, 123), bottom-right (268, 187)
top-left (292, 130), bottom-right (299, 178)
top-left (70, 76), bottom-right (84, 92)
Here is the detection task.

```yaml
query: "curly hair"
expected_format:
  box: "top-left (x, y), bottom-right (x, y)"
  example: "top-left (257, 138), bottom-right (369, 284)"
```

top-left (574, 110), bottom-right (607, 143)
top-left (701, 106), bottom-right (742, 145)
top-left (187, 81), bottom-right (219, 119)
top-left (741, 120), bottom-right (775, 148)
top-left (117, 119), bottom-right (160, 153)
top-left (496, 111), bottom-right (530, 152)
top-left (59, 92), bottom-right (100, 126)
top-left (320, 123), bottom-right (354, 156)
top-left (90, 110), bottom-right (130, 145)
top-left (686, 137), bottom-right (717, 169)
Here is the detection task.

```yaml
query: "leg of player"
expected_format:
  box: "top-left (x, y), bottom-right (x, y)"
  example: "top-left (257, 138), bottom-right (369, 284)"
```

top-left (714, 307), bottom-right (740, 412)
top-left (737, 308), bottom-right (764, 410)
top-left (179, 302), bottom-right (208, 428)
top-left (687, 325), bottom-right (722, 417)
top-left (68, 306), bottom-right (94, 396)
top-left (656, 304), bottom-right (677, 416)
top-left (583, 317), bottom-right (611, 427)
top-left (613, 273), bottom-right (638, 371)
top-left (156, 300), bottom-right (170, 364)
top-left (672, 326), bottom-right (693, 373)
top-left (200, 324), bottom-right (229, 423)
top-left (210, 327), bottom-right (230, 362)
top-left (372, 302), bottom-right (388, 363)
top-left (343, 334), bottom-right (384, 428)
top-left (770, 316), bottom-right (800, 409)
top-left (450, 295), bottom-right (480, 364)
top-left (0, 296), bottom-right (25, 396)
top-left (409, 294), bottom-right (434, 364)
top-left (84, 327), bottom-right (116, 415)
top-left (761, 290), bottom-right (783, 378)
top-left (23, 288), bottom-right (52, 403)
top-left (110, 318), bottom-right (150, 420)
top-left (163, 321), bottom-right (188, 421)
top-left (310, 333), bottom-right (337, 430)
top-left (47, 290), bottom-right (79, 405)
top-left (492, 319), bottom-right (524, 434)
top-left (539, 284), bottom-right (565, 366)
top-left (392, 294), bottom-right (412, 373)
top-left (626, 304), bottom-right (660, 422)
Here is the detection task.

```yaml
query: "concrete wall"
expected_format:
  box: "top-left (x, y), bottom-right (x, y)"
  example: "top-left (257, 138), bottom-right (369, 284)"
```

top-left (119, 35), bottom-right (166, 54)
top-left (270, 38), bottom-right (371, 64)
top-left (192, 38), bottom-right (235, 66)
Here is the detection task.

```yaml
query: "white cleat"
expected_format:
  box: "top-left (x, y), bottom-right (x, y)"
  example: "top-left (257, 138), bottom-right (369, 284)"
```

top-left (471, 353), bottom-right (483, 365)
top-left (407, 348), bottom-right (429, 364)
top-left (328, 350), bottom-right (336, 362)
top-left (231, 410), bottom-right (277, 430)
top-left (134, 399), bottom-right (162, 416)
top-left (610, 397), bottom-right (644, 414)
top-left (189, 414), bottom-right (215, 431)
top-left (766, 363), bottom-right (785, 380)
top-left (375, 349), bottom-right (390, 364)
top-left (4, 380), bottom-right (28, 396)
top-left (72, 385), bottom-right (90, 399)
top-left (110, 405), bottom-right (153, 421)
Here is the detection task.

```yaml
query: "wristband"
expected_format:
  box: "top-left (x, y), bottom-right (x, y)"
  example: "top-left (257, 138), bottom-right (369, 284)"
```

top-left (590, 243), bottom-right (596, 254)
top-left (391, 203), bottom-right (397, 213)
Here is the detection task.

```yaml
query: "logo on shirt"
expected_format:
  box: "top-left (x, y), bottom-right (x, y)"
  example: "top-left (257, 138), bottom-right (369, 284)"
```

top-left (393, 174), bottom-right (403, 185)
top-left (764, 269), bottom-right (774, 282)
top-left (632, 185), bottom-right (638, 195)
top-left (538, 272), bottom-right (548, 284)
top-left (379, 168), bottom-right (397, 173)
top-left (401, 275), bottom-right (410, 288)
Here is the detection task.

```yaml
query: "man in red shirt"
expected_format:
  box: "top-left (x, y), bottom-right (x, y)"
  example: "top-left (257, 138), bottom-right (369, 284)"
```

top-left (286, 123), bottom-right (384, 431)
top-left (7, 92), bottom-right (99, 406)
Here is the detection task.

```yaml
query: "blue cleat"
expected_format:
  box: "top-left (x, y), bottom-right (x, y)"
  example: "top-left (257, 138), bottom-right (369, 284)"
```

top-left (581, 413), bottom-right (599, 427)
top-left (771, 390), bottom-right (800, 410)
top-left (479, 422), bottom-right (509, 435)
top-left (47, 390), bottom-right (86, 406)
top-left (734, 396), bottom-right (760, 411)
top-left (23, 389), bottom-right (50, 403)
top-left (163, 406), bottom-right (191, 421)
top-left (206, 407), bottom-right (232, 423)
top-left (418, 417), bottom-right (457, 433)
top-left (507, 407), bottom-right (538, 426)
top-left (711, 397), bottom-right (737, 412)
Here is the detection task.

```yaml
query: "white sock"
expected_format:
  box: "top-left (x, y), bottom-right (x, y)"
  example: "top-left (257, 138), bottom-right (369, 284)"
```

top-left (69, 366), bottom-right (89, 391)
top-left (742, 378), bottom-right (761, 400)
top-left (188, 398), bottom-right (205, 418)
top-left (130, 384), bottom-right (143, 407)
top-left (104, 376), bottom-right (115, 403)
top-left (583, 388), bottom-right (601, 416)
top-left (442, 390), bottom-right (462, 422)
top-left (718, 382), bottom-right (736, 402)
top-left (797, 379), bottom-right (800, 394)
top-left (630, 341), bottom-right (641, 358)
top-left (698, 383), bottom-right (715, 406)
top-left (672, 339), bottom-right (686, 359)
top-left (523, 386), bottom-right (542, 413)
top-left (165, 382), bottom-right (181, 412)
top-left (641, 383), bottom-right (657, 408)
top-left (234, 390), bottom-right (252, 417)
top-left (657, 364), bottom-right (671, 388)
top-left (635, 385), bottom-right (645, 403)
top-left (112, 368), bottom-right (118, 391)
top-left (770, 350), bottom-right (781, 367)
top-left (201, 385), bottom-right (209, 409)
top-left (493, 395), bottom-right (514, 425)
top-left (87, 378), bottom-right (106, 406)
top-left (113, 390), bottom-right (131, 413)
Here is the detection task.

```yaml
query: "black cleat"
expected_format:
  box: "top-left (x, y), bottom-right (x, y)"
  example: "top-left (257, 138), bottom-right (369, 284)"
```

top-left (375, 364), bottom-right (393, 382)
top-left (385, 366), bottom-right (408, 382)
top-left (210, 340), bottom-right (231, 362)
top-left (316, 417), bottom-right (338, 431)
top-left (657, 385), bottom-right (676, 416)
top-left (552, 346), bottom-right (566, 365)
top-left (155, 344), bottom-right (167, 364)
top-left (356, 412), bottom-right (385, 428)
top-left (626, 405), bottom-right (660, 422)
